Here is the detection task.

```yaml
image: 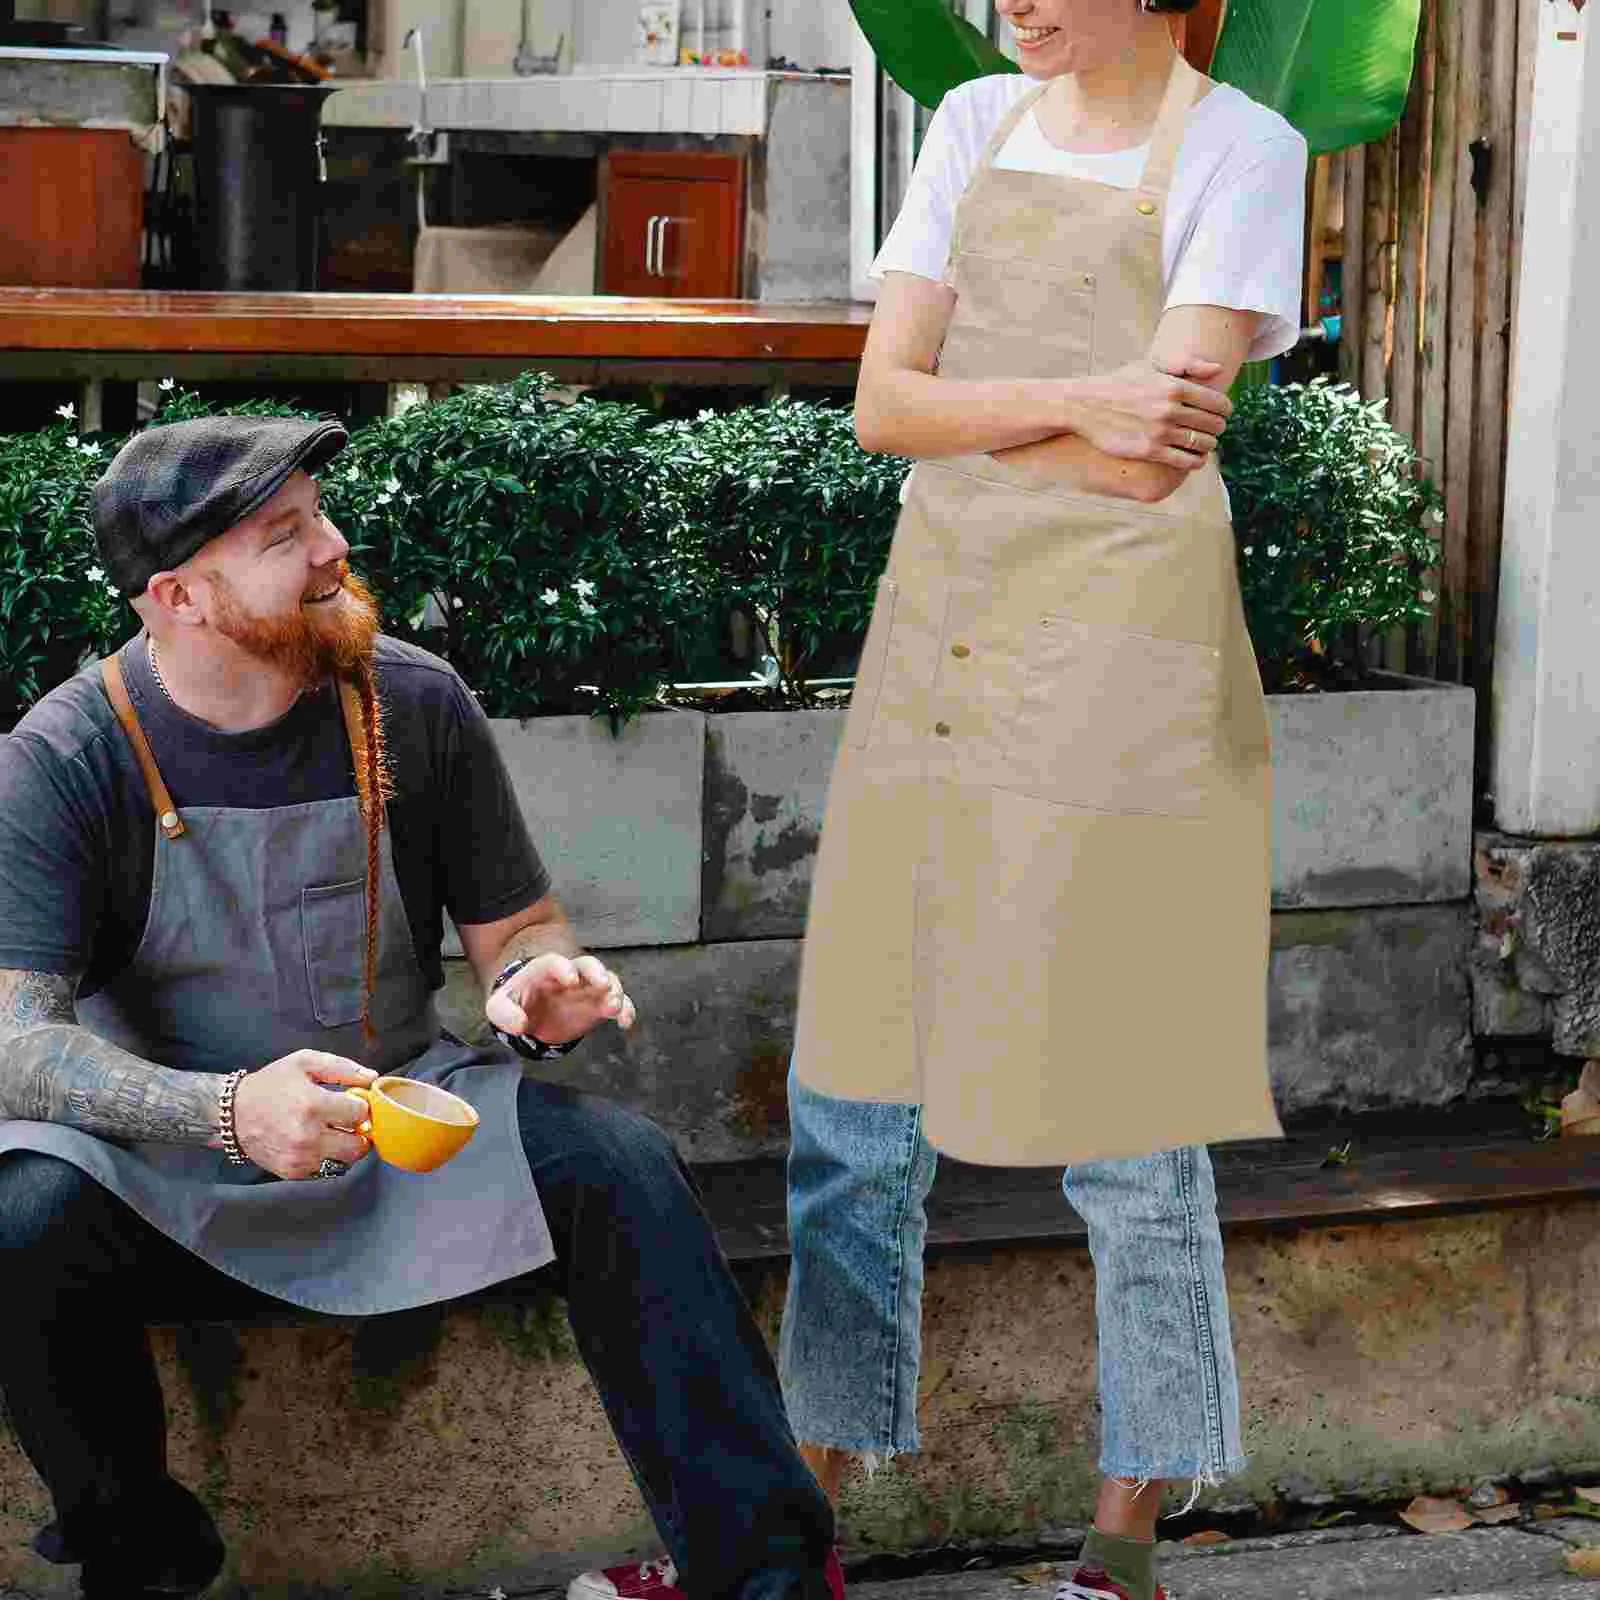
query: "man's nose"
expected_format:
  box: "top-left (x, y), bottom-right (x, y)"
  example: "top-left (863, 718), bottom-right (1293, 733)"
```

top-left (314, 518), bottom-right (351, 565)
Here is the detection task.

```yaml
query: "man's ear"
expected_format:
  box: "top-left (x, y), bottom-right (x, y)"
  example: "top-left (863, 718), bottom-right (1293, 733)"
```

top-left (143, 570), bottom-right (200, 625)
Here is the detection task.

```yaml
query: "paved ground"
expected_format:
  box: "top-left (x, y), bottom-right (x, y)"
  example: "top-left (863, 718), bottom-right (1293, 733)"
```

top-left (8, 1520), bottom-right (1600, 1598)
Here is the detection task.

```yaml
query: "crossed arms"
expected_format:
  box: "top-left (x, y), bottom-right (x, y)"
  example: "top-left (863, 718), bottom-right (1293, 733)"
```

top-left (854, 270), bottom-right (1264, 502)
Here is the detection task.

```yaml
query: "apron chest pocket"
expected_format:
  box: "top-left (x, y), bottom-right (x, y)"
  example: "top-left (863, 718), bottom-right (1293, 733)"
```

top-left (846, 577), bottom-right (899, 750)
top-left (302, 878), bottom-right (367, 1028)
top-left (1009, 616), bottom-right (1222, 818)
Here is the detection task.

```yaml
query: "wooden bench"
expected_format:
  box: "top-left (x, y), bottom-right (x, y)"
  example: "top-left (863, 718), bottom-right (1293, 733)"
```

top-left (0, 288), bottom-right (874, 411)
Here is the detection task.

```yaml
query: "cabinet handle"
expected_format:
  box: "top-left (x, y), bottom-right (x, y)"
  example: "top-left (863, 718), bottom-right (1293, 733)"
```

top-left (645, 214), bottom-right (662, 277)
top-left (657, 216), bottom-right (673, 280)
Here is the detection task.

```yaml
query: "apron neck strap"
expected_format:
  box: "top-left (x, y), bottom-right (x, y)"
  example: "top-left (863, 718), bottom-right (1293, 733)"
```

top-left (975, 80), bottom-right (1050, 175)
top-left (100, 651), bottom-right (185, 841)
top-left (1138, 53), bottom-right (1207, 199)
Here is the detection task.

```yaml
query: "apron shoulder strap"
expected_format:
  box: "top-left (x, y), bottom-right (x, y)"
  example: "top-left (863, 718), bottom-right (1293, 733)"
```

top-left (951, 80), bottom-right (1050, 268)
top-left (99, 652), bottom-right (185, 841)
top-left (1138, 55), bottom-right (1209, 202)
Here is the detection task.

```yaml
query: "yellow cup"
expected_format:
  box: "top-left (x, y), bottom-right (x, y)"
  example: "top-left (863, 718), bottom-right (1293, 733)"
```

top-left (346, 1076), bottom-right (479, 1173)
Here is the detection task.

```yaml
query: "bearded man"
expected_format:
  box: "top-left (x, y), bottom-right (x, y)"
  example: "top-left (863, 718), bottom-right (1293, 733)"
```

top-left (0, 417), bottom-right (838, 1600)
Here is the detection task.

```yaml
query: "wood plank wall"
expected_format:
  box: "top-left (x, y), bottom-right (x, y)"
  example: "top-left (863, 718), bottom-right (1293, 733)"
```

top-left (1326, 0), bottom-right (1538, 770)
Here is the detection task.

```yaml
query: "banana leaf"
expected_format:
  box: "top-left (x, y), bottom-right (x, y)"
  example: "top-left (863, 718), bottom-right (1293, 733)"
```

top-left (845, 0), bottom-right (1017, 110)
top-left (849, 0), bottom-right (1421, 154)
top-left (1209, 0), bottom-right (1424, 153)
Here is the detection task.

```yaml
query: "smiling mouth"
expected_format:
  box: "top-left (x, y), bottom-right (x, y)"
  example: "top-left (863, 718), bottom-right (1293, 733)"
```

top-left (1013, 22), bottom-right (1060, 44)
top-left (304, 585), bottom-right (342, 604)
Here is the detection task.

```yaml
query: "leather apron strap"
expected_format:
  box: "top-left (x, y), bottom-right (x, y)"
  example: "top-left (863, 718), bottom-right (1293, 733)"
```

top-left (100, 654), bottom-right (185, 841)
top-left (99, 650), bottom-right (371, 840)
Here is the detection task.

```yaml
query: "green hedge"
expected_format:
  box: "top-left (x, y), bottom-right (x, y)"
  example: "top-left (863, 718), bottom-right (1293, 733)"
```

top-left (0, 374), bottom-right (1438, 728)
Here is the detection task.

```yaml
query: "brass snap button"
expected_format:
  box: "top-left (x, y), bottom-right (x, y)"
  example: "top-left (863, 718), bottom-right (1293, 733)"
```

top-left (950, 643), bottom-right (971, 659)
top-left (1135, 200), bottom-right (1157, 216)
top-left (1080, 272), bottom-right (1095, 289)
top-left (934, 721), bottom-right (952, 737)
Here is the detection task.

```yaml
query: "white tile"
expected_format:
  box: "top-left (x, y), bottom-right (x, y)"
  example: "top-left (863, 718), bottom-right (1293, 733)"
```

top-left (688, 73), bottom-right (721, 135)
top-left (658, 73), bottom-right (693, 130)
top-left (607, 77), bottom-right (663, 133)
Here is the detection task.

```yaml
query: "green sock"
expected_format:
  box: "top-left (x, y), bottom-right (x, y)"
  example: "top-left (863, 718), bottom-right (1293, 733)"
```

top-left (1079, 1528), bottom-right (1156, 1600)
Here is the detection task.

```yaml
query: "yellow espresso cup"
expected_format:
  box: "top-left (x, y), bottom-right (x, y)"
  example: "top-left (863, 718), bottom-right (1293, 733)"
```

top-left (345, 1076), bottom-right (480, 1173)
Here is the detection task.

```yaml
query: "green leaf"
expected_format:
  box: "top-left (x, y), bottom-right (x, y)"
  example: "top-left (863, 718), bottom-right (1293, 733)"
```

top-left (846, 0), bottom-right (1017, 108)
top-left (1210, 0), bottom-right (1423, 154)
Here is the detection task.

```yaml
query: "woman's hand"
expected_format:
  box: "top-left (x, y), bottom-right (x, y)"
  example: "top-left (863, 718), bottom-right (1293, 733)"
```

top-left (1061, 358), bottom-right (1234, 470)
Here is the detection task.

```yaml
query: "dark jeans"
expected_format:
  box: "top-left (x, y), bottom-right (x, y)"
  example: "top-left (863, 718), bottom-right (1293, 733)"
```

top-left (0, 1078), bottom-right (833, 1599)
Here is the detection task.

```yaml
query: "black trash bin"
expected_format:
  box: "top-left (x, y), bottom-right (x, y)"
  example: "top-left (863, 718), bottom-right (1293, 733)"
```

top-left (187, 82), bottom-right (338, 291)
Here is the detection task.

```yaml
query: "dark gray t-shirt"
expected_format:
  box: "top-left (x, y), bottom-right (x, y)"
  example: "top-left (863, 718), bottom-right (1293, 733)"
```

top-left (0, 635), bottom-right (550, 996)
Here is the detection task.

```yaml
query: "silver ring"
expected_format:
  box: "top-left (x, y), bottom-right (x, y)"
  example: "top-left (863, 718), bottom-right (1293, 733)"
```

top-left (318, 1158), bottom-right (349, 1179)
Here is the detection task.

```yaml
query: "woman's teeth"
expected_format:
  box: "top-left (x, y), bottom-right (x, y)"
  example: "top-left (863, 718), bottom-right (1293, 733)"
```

top-left (1013, 23), bottom-right (1059, 43)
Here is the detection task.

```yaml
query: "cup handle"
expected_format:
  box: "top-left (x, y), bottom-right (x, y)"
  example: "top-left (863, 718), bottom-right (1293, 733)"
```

top-left (344, 1084), bottom-right (374, 1138)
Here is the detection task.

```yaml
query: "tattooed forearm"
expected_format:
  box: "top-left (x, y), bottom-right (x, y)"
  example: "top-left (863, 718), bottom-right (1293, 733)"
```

top-left (0, 969), bottom-right (221, 1147)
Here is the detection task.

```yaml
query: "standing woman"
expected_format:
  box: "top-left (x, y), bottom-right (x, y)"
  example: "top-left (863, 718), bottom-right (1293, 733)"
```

top-left (782, 2), bottom-right (1307, 1598)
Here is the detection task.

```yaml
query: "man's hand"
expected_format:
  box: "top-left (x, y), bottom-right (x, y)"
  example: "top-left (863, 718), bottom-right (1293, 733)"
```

top-left (1061, 357), bottom-right (1233, 472)
top-left (485, 953), bottom-right (637, 1047)
top-left (231, 1050), bottom-right (378, 1180)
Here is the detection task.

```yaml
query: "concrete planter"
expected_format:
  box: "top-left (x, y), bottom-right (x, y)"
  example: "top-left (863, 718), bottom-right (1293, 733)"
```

top-left (1267, 672), bottom-right (1476, 910)
top-left (439, 679), bottom-right (1478, 1147)
top-left (488, 711), bottom-right (706, 949)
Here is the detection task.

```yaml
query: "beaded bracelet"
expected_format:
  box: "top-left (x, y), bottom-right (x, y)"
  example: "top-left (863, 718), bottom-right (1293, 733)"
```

top-left (217, 1068), bottom-right (249, 1166)
top-left (491, 956), bottom-right (583, 1062)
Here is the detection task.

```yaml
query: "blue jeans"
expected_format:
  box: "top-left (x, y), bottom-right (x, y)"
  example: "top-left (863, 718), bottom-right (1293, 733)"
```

top-left (779, 1070), bottom-right (1244, 1483)
top-left (0, 1079), bottom-right (833, 1600)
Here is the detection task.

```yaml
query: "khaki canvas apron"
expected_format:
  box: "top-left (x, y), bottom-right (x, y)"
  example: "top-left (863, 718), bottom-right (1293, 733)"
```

top-left (793, 57), bottom-right (1282, 1167)
top-left (0, 640), bottom-right (554, 1313)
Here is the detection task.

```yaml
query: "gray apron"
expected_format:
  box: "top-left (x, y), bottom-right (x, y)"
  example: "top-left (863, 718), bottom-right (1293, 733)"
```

top-left (0, 645), bottom-right (553, 1314)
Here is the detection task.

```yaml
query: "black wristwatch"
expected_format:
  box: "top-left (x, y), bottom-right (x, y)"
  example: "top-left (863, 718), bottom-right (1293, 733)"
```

top-left (490, 957), bottom-right (584, 1062)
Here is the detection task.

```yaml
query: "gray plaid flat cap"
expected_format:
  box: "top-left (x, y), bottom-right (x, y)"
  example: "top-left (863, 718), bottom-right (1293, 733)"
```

top-left (93, 415), bottom-right (349, 596)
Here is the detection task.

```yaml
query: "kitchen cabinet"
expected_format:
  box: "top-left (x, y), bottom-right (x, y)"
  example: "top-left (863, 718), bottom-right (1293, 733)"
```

top-left (601, 150), bottom-right (745, 298)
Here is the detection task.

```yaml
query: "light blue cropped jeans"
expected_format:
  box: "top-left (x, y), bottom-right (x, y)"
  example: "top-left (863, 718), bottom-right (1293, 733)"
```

top-left (778, 1069), bottom-right (1245, 1485)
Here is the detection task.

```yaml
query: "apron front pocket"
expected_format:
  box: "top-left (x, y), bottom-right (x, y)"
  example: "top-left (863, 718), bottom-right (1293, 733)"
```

top-left (302, 878), bottom-right (367, 1028)
top-left (846, 577), bottom-right (899, 750)
top-left (1009, 616), bottom-right (1222, 817)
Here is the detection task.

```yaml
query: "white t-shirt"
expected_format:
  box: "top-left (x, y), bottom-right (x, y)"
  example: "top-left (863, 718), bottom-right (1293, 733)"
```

top-left (873, 74), bottom-right (1309, 363)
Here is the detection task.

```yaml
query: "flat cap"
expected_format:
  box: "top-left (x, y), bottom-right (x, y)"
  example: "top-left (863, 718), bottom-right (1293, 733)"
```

top-left (93, 415), bottom-right (349, 596)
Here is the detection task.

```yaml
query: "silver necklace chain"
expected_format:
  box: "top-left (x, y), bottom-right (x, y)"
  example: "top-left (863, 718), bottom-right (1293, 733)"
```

top-left (146, 636), bottom-right (174, 703)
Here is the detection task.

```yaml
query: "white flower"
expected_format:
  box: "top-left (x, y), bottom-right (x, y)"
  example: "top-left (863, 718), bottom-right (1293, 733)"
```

top-left (376, 492), bottom-right (393, 506)
top-left (573, 578), bottom-right (596, 599)
top-left (1421, 589), bottom-right (1436, 604)
top-left (158, 377), bottom-right (175, 392)
top-left (384, 477), bottom-right (401, 494)
top-left (1242, 546), bottom-right (1254, 557)
top-left (346, 466), bottom-right (360, 481)
top-left (578, 599), bottom-right (597, 617)
top-left (77, 440), bottom-right (100, 457)
top-left (541, 588), bottom-right (560, 606)
top-left (55, 402), bottom-right (74, 421)
top-left (86, 565), bottom-right (104, 583)
top-left (1266, 544), bottom-right (1281, 558)
top-left (1428, 507), bottom-right (1445, 526)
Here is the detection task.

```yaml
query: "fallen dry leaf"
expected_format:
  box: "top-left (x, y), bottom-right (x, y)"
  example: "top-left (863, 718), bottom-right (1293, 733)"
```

top-left (1007, 1563), bottom-right (1059, 1586)
top-left (1577, 1486), bottom-right (1600, 1505)
top-left (1400, 1495), bottom-right (1476, 1534)
top-left (1561, 1085), bottom-right (1600, 1138)
top-left (1476, 1503), bottom-right (1522, 1524)
top-left (1565, 1547), bottom-right (1600, 1578)
top-left (1182, 1530), bottom-right (1231, 1547)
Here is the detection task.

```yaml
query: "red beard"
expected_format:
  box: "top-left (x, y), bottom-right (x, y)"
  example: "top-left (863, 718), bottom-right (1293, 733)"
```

top-left (207, 563), bottom-right (381, 689)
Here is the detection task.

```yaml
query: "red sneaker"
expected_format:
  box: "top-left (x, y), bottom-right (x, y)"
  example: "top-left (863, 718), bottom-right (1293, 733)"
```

top-left (1055, 1569), bottom-right (1167, 1600)
top-left (568, 1549), bottom-right (845, 1600)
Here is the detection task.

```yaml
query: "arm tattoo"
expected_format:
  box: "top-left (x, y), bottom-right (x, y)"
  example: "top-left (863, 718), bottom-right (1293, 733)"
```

top-left (0, 970), bottom-right (221, 1147)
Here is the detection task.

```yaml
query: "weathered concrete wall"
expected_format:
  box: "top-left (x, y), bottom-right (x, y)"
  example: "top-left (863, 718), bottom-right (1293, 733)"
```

top-left (756, 77), bottom-right (853, 302)
top-left (1473, 830), bottom-right (1600, 1054)
top-left (1268, 905), bottom-right (1476, 1117)
top-left (440, 904), bottom-right (1476, 1157)
top-left (6, 1201), bottom-right (1600, 1596)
